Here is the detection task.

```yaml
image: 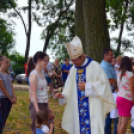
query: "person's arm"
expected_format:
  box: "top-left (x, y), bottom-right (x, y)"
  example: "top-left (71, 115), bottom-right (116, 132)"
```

top-left (0, 80), bottom-right (14, 103)
top-left (11, 81), bottom-right (17, 104)
top-left (129, 75), bottom-right (134, 97)
top-left (109, 79), bottom-right (117, 85)
top-left (63, 70), bottom-right (69, 74)
top-left (47, 123), bottom-right (54, 134)
top-left (60, 70), bottom-right (62, 78)
top-left (30, 73), bottom-right (39, 112)
top-left (52, 66), bottom-right (61, 78)
top-left (44, 68), bottom-right (49, 73)
top-left (52, 70), bottom-right (60, 78)
top-left (102, 66), bottom-right (117, 85)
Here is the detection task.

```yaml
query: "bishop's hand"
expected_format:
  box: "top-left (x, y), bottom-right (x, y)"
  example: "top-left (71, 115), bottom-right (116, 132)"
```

top-left (54, 93), bottom-right (64, 99)
top-left (78, 81), bottom-right (86, 91)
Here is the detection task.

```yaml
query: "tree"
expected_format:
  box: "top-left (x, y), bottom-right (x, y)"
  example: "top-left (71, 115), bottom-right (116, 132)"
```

top-left (0, 19), bottom-right (15, 55)
top-left (8, 51), bottom-right (25, 75)
top-left (9, 0), bottom-right (32, 62)
top-left (33, 0), bottom-right (74, 61)
top-left (0, 0), bottom-right (16, 12)
top-left (35, 0), bottom-right (75, 52)
top-left (43, 0), bottom-right (134, 60)
top-left (106, 0), bottom-right (134, 54)
top-left (75, 0), bottom-right (110, 62)
top-left (0, 0), bottom-right (16, 55)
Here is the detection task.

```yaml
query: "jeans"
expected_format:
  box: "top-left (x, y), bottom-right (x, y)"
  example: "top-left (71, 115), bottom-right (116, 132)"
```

top-left (113, 118), bottom-right (118, 134)
top-left (26, 77), bottom-right (30, 86)
top-left (104, 113), bottom-right (118, 134)
top-left (131, 127), bottom-right (134, 134)
top-left (0, 98), bottom-right (12, 134)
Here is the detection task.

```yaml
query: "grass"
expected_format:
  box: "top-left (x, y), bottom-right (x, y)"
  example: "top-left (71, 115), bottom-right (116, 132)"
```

top-left (4, 91), bottom-right (68, 134)
top-left (3, 90), bottom-right (133, 134)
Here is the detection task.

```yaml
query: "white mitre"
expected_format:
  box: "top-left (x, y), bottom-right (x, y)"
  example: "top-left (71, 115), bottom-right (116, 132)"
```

top-left (66, 36), bottom-right (84, 59)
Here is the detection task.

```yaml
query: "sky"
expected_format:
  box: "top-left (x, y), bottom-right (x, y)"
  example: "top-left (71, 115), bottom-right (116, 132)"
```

top-left (13, 1), bottom-right (134, 60)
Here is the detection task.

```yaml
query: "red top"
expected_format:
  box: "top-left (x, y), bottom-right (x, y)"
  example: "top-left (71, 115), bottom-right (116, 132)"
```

top-left (24, 62), bottom-right (28, 77)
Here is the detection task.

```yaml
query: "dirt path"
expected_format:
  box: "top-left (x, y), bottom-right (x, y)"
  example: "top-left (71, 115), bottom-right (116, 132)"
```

top-left (13, 84), bottom-right (29, 91)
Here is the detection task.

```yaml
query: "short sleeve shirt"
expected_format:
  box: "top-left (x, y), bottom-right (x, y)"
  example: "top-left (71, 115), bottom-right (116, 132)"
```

top-left (36, 125), bottom-right (49, 134)
top-left (61, 64), bottom-right (72, 81)
top-left (0, 72), bottom-right (12, 98)
top-left (117, 71), bottom-right (133, 101)
top-left (100, 60), bottom-right (117, 90)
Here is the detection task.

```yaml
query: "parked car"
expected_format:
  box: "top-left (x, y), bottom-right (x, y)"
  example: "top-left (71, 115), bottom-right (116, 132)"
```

top-left (10, 71), bottom-right (15, 82)
top-left (16, 74), bottom-right (26, 84)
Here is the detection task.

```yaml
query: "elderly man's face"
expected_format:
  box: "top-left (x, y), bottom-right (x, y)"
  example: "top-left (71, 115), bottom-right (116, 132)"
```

top-left (71, 55), bottom-right (85, 67)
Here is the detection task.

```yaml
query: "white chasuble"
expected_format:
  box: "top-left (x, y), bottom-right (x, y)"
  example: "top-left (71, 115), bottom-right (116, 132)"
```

top-left (61, 59), bottom-right (115, 134)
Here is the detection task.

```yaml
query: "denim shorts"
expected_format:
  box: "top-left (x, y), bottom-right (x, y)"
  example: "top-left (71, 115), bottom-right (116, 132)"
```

top-left (45, 76), bottom-right (52, 84)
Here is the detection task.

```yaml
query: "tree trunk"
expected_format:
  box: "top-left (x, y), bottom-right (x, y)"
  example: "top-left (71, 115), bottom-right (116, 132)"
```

top-left (25, 0), bottom-right (32, 62)
top-left (75, 0), bottom-right (110, 62)
top-left (116, 0), bottom-right (128, 53)
top-left (75, 0), bottom-right (85, 52)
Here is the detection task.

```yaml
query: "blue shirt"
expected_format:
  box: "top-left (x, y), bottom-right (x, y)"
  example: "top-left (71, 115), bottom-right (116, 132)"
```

top-left (100, 60), bottom-right (117, 90)
top-left (61, 64), bottom-right (72, 81)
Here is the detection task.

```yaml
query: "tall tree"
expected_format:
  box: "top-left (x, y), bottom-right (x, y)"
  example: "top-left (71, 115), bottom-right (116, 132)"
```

top-left (9, 0), bottom-right (32, 62)
top-left (0, 19), bottom-right (15, 55)
top-left (75, 0), bottom-right (110, 62)
top-left (0, 0), bottom-right (16, 55)
top-left (75, 0), bottom-right (85, 52)
top-left (36, 0), bottom-right (75, 52)
top-left (106, 0), bottom-right (134, 55)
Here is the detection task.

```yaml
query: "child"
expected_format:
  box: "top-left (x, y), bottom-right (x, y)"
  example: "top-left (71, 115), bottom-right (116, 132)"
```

top-left (110, 85), bottom-right (119, 134)
top-left (115, 56), bottom-right (122, 75)
top-left (36, 110), bottom-right (54, 134)
top-left (131, 106), bottom-right (134, 134)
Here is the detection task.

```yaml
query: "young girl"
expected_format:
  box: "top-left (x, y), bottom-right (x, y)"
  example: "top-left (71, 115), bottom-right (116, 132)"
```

top-left (27, 51), bottom-right (54, 134)
top-left (116, 56), bottom-right (134, 134)
top-left (0, 55), bottom-right (17, 133)
top-left (115, 56), bottom-right (122, 75)
top-left (36, 110), bottom-right (54, 134)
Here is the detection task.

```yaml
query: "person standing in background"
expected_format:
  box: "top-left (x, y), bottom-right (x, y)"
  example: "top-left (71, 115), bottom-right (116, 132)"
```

top-left (116, 56), bottom-right (134, 134)
top-left (115, 56), bottom-right (122, 76)
top-left (100, 48), bottom-right (117, 134)
top-left (0, 55), bottom-right (17, 133)
top-left (42, 55), bottom-right (53, 97)
top-left (24, 58), bottom-right (31, 86)
top-left (51, 59), bottom-right (62, 98)
top-left (61, 58), bottom-right (72, 86)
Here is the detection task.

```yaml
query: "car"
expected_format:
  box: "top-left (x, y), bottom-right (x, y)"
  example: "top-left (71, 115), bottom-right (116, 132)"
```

top-left (16, 74), bottom-right (27, 84)
top-left (10, 71), bottom-right (15, 82)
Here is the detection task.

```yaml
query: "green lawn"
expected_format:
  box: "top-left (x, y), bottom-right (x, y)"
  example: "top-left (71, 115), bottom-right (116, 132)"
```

top-left (3, 90), bottom-right (133, 134)
top-left (4, 91), bottom-right (68, 134)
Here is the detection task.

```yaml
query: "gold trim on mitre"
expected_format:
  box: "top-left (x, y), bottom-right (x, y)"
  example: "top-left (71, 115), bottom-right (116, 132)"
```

top-left (66, 36), bottom-right (84, 59)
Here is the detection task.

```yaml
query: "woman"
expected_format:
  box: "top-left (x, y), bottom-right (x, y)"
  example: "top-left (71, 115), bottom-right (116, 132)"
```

top-left (51, 59), bottom-right (62, 97)
top-left (0, 55), bottom-right (17, 133)
top-left (27, 51), bottom-right (54, 134)
top-left (117, 56), bottom-right (134, 134)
